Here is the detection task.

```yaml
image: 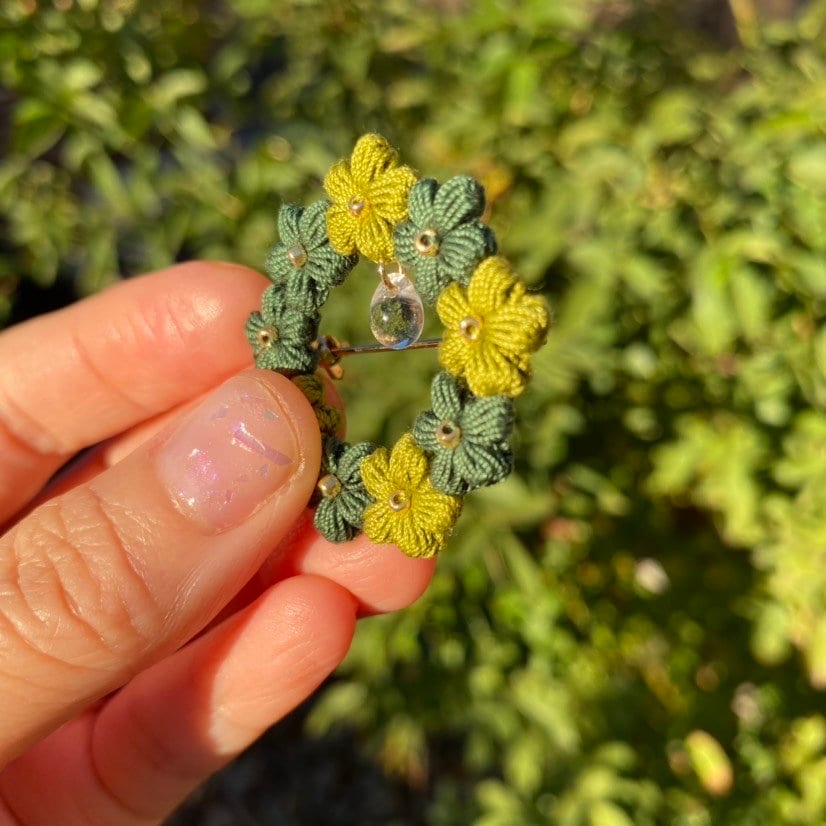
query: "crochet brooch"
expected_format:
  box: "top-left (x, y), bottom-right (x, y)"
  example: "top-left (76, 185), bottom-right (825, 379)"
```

top-left (245, 134), bottom-right (549, 558)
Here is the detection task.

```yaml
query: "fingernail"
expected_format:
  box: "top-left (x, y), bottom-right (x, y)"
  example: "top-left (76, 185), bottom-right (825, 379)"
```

top-left (155, 375), bottom-right (298, 532)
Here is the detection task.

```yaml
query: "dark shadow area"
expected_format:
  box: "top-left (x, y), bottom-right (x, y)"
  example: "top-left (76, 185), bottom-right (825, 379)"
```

top-left (167, 696), bottom-right (428, 826)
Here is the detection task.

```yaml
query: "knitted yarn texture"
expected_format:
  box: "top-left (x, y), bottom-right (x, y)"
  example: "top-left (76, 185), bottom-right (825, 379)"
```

top-left (245, 133), bottom-right (549, 557)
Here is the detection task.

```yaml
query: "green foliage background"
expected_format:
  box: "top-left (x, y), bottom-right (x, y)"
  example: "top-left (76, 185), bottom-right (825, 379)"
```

top-left (2, 1), bottom-right (826, 822)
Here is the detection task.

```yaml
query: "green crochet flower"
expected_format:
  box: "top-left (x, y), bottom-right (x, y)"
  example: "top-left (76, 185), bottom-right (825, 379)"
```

top-left (245, 281), bottom-right (319, 374)
top-left (292, 374), bottom-right (341, 436)
top-left (413, 371), bottom-right (513, 495)
top-left (314, 436), bottom-right (377, 543)
top-left (394, 175), bottom-right (497, 305)
top-left (265, 199), bottom-right (358, 308)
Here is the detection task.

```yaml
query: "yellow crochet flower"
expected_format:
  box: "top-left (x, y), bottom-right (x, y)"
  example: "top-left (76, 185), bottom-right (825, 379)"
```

top-left (324, 133), bottom-right (417, 263)
top-left (361, 433), bottom-right (461, 558)
top-left (437, 256), bottom-right (549, 397)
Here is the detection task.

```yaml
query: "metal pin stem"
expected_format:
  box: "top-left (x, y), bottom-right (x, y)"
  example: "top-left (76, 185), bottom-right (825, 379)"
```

top-left (329, 338), bottom-right (441, 357)
top-left (312, 335), bottom-right (441, 380)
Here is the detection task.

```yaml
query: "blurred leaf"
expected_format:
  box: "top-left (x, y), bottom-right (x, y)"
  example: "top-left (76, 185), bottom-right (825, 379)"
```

top-left (789, 145), bottom-right (826, 193)
top-left (685, 730), bottom-right (734, 797)
top-left (588, 801), bottom-right (635, 826)
top-left (146, 68), bottom-right (207, 109)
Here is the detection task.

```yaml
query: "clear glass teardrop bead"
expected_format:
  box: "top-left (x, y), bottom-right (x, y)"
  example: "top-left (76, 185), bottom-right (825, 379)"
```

top-left (369, 266), bottom-right (424, 349)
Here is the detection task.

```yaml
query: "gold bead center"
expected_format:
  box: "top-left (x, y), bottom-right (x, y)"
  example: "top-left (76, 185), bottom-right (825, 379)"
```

top-left (459, 316), bottom-right (482, 341)
top-left (257, 326), bottom-right (279, 348)
top-left (348, 197), bottom-right (366, 216)
top-left (388, 490), bottom-right (408, 512)
top-left (317, 473), bottom-right (342, 500)
top-left (436, 421), bottom-right (462, 448)
top-left (414, 228), bottom-right (440, 257)
top-left (286, 243), bottom-right (308, 268)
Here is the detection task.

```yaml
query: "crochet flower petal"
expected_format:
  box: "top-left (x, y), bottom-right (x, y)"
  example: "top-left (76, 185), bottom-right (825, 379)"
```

top-left (350, 133), bottom-right (398, 187)
top-left (409, 484), bottom-right (462, 539)
top-left (314, 437), bottom-right (375, 542)
top-left (337, 490), bottom-right (368, 526)
top-left (244, 311), bottom-right (273, 353)
top-left (260, 282), bottom-right (287, 320)
top-left (360, 446), bottom-right (393, 500)
top-left (390, 516), bottom-right (442, 558)
top-left (277, 203), bottom-right (302, 244)
top-left (293, 374), bottom-right (341, 435)
top-left (362, 483), bottom-right (460, 558)
top-left (461, 395), bottom-right (514, 442)
top-left (433, 174), bottom-right (486, 232)
top-left (436, 280), bottom-right (473, 328)
top-left (314, 498), bottom-right (353, 543)
top-left (299, 198), bottom-right (332, 250)
top-left (338, 440), bottom-right (377, 483)
top-left (250, 345), bottom-right (287, 372)
top-left (355, 216), bottom-right (395, 264)
top-left (320, 434), bottom-right (345, 475)
top-left (264, 245), bottom-right (294, 285)
top-left (326, 202), bottom-right (358, 256)
top-left (486, 290), bottom-right (549, 357)
top-left (428, 452), bottom-right (466, 495)
top-left (467, 256), bottom-right (515, 315)
top-left (438, 332), bottom-right (472, 381)
top-left (264, 279), bottom-right (318, 317)
top-left (430, 447), bottom-right (508, 496)
top-left (393, 222), bottom-right (418, 269)
top-left (456, 443), bottom-right (513, 491)
top-left (407, 178), bottom-right (439, 226)
top-left (323, 159), bottom-right (356, 204)
top-left (388, 433), bottom-right (428, 487)
top-left (400, 257), bottom-right (442, 306)
top-left (362, 501), bottom-right (396, 546)
top-left (368, 166), bottom-right (417, 224)
top-left (464, 340), bottom-right (526, 397)
top-left (412, 409), bottom-right (441, 453)
top-left (430, 371), bottom-right (463, 420)
top-left (304, 247), bottom-right (357, 293)
top-left (438, 222), bottom-right (496, 284)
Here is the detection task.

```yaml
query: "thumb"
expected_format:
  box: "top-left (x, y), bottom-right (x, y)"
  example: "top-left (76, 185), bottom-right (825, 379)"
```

top-left (0, 370), bottom-right (320, 765)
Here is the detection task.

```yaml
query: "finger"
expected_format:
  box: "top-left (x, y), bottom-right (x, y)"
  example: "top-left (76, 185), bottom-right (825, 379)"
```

top-left (204, 509), bottom-right (436, 632)
top-left (15, 367), bottom-right (425, 618)
top-left (0, 575), bottom-right (356, 826)
top-left (260, 511), bottom-right (437, 615)
top-left (26, 394), bottom-right (432, 621)
top-left (0, 370), bottom-right (320, 765)
top-left (0, 261), bottom-right (266, 522)
top-left (25, 374), bottom-right (345, 515)
top-left (20, 397), bottom-right (210, 513)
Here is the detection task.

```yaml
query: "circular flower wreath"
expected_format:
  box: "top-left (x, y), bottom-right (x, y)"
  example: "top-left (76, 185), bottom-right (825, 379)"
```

top-left (246, 134), bottom-right (549, 558)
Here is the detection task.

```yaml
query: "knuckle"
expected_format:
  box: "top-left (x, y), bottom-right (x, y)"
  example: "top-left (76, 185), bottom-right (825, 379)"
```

top-left (118, 698), bottom-right (197, 786)
top-left (0, 487), bottom-right (165, 674)
top-left (0, 380), bottom-right (63, 457)
top-left (133, 266), bottom-right (222, 352)
top-left (68, 325), bottom-right (149, 420)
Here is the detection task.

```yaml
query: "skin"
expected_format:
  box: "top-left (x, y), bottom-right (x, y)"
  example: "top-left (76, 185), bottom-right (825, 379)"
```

top-left (0, 262), bottom-right (435, 825)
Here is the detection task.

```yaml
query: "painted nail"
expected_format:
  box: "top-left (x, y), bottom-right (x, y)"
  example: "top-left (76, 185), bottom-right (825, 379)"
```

top-left (155, 375), bottom-right (298, 532)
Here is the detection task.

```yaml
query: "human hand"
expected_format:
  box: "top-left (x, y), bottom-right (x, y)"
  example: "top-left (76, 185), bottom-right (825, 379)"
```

top-left (0, 262), bottom-right (435, 825)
